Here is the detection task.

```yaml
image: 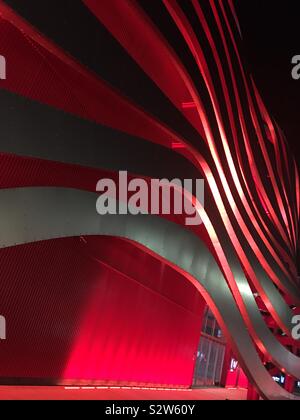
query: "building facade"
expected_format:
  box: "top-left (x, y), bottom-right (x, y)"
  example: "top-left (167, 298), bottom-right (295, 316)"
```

top-left (0, 0), bottom-right (299, 400)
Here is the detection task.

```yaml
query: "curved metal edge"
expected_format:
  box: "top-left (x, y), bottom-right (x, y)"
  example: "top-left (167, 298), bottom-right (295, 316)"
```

top-left (0, 186), bottom-right (298, 400)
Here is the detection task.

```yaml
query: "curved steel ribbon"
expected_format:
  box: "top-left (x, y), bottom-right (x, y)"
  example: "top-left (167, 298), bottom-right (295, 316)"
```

top-left (0, 0), bottom-right (299, 400)
top-left (0, 90), bottom-right (299, 380)
top-left (0, 186), bottom-right (299, 400)
top-left (0, 89), bottom-right (299, 385)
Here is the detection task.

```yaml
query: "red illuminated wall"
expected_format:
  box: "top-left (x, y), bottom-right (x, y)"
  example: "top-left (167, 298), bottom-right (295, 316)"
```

top-left (0, 0), bottom-right (299, 400)
top-left (226, 361), bottom-right (248, 389)
top-left (0, 236), bottom-right (205, 386)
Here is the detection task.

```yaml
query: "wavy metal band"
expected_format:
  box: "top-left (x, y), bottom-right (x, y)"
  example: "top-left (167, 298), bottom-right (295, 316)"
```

top-left (0, 186), bottom-right (298, 400)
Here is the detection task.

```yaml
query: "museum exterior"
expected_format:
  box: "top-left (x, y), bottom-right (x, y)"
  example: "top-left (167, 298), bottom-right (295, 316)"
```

top-left (0, 0), bottom-right (299, 400)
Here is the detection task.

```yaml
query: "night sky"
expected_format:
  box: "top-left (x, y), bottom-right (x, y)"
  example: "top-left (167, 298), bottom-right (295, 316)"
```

top-left (235, 0), bottom-right (300, 166)
top-left (235, 1), bottom-right (300, 269)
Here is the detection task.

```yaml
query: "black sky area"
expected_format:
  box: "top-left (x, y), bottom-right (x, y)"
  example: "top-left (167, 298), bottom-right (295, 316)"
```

top-left (234, 1), bottom-right (300, 271)
top-left (235, 0), bottom-right (300, 166)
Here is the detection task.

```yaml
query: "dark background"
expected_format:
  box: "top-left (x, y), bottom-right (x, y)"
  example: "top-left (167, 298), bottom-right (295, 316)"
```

top-left (235, 0), bottom-right (300, 165)
top-left (235, 0), bottom-right (300, 271)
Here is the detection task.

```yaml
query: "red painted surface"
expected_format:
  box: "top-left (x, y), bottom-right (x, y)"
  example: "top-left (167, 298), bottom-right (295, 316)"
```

top-left (0, 8), bottom-right (185, 150)
top-left (0, 152), bottom-right (214, 257)
top-left (0, 237), bottom-right (205, 386)
top-left (226, 362), bottom-right (248, 389)
top-left (0, 0), bottom-right (298, 399)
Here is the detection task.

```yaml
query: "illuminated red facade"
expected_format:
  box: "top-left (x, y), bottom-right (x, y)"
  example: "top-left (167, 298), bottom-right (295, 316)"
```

top-left (0, 0), bottom-right (299, 400)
